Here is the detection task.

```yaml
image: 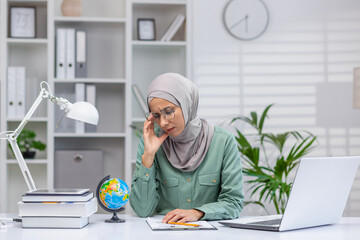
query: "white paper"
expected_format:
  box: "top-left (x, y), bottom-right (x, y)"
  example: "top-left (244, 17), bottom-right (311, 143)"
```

top-left (146, 216), bottom-right (216, 230)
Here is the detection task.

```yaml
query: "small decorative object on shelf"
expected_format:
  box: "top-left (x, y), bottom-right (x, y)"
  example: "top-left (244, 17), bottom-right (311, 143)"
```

top-left (96, 175), bottom-right (129, 223)
top-left (61, 0), bottom-right (82, 17)
top-left (137, 18), bottom-right (156, 41)
top-left (10, 7), bottom-right (36, 38)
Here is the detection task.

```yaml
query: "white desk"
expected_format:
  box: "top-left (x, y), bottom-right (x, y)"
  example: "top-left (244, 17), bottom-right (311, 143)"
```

top-left (1, 214), bottom-right (360, 240)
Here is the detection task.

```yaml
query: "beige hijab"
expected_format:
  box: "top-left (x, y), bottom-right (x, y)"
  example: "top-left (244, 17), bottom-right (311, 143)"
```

top-left (147, 73), bottom-right (214, 172)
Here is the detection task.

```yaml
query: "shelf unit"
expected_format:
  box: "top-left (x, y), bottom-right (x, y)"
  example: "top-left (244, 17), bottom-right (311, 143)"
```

top-left (129, 0), bottom-right (191, 174)
top-left (0, 0), bottom-right (191, 213)
top-left (0, 0), bottom-right (50, 213)
top-left (50, 0), bottom-right (131, 216)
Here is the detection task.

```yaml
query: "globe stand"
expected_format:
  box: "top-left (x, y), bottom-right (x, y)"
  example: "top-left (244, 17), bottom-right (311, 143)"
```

top-left (105, 210), bottom-right (125, 223)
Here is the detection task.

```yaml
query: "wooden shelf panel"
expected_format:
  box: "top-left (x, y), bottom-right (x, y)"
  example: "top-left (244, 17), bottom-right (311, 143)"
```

top-left (6, 117), bottom-right (48, 122)
top-left (54, 17), bottom-right (126, 23)
top-left (132, 0), bottom-right (187, 5)
top-left (132, 118), bottom-right (146, 123)
top-left (54, 133), bottom-right (126, 138)
top-left (7, 38), bottom-right (48, 44)
top-left (132, 40), bottom-right (186, 46)
top-left (6, 159), bottom-right (48, 164)
top-left (54, 78), bottom-right (127, 84)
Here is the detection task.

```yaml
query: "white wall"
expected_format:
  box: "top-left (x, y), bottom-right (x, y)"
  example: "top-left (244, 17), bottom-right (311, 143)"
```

top-left (192, 0), bottom-right (360, 216)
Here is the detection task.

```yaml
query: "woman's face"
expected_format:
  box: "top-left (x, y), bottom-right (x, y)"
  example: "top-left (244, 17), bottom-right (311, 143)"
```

top-left (149, 98), bottom-right (185, 138)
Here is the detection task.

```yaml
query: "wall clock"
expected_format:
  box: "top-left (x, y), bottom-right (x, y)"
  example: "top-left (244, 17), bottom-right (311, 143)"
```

top-left (223, 0), bottom-right (269, 41)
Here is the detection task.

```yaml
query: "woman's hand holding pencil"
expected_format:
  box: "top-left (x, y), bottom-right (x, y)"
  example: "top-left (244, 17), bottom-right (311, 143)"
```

top-left (168, 222), bottom-right (200, 227)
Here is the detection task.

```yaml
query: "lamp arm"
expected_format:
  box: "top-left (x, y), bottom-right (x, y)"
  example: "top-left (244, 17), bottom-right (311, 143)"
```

top-left (4, 80), bottom-right (91, 192)
top-left (12, 88), bottom-right (50, 139)
top-left (6, 87), bottom-right (50, 192)
top-left (7, 137), bottom-right (37, 191)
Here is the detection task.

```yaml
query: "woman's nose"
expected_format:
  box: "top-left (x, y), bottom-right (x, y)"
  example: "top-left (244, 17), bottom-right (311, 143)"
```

top-left (159, 115), bottom-right (169, 126)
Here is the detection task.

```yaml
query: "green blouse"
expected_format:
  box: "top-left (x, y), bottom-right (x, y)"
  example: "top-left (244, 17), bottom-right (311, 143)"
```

top-left (130, 126), bottom-right (244, 220)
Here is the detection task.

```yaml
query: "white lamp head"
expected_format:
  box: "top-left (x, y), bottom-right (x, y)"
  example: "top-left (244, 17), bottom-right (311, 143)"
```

top-left (65, 101), bottom-right (99, 125)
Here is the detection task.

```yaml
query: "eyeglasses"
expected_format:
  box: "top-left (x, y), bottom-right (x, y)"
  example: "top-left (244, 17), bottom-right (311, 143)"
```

top-left (145, 107), bottom-right (177, 122)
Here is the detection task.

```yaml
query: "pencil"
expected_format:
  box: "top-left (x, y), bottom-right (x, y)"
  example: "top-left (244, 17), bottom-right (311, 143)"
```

top-left (168, 222), bottom-right (200, 227)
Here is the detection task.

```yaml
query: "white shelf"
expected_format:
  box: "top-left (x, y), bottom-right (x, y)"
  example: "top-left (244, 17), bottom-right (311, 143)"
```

top-left (9, 0), bottom-right (47, 2)
top-left (6, 117), bottom-right (48, 122)
top-left (54, 133), bottom-right (126, 138)
top-left (7, 38), bottom-right (48, 45)
top-left (132, 40), bottom-right (186, 46)
top-left (132, 0), bottom-right (187, 5)
top-left (54, 17), bottom-right (126, 23)
top-left (132, 118), bottom-right (146, 123)
top-left (6, 159), bottom-right (48, 164)
top-left (54, 78), bottom-right (127, 84)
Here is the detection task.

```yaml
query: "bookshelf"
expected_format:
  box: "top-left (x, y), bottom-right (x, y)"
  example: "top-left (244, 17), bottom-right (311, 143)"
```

top-left (0, 0), bottom-right (191, 213)
top-left (0, 0), bottom-right (50, 213)
top-left (50, 0), bottom-right (130, 215)
top-left (129, 0), bottom-right (191, 176)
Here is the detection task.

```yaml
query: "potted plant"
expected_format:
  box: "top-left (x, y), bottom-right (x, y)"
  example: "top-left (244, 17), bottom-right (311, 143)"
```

top-left (231, 104), bottom-right (317, 214)
top-left (9, 129), bottom-right (46, 159)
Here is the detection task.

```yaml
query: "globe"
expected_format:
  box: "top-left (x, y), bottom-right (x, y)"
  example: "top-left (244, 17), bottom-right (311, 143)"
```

top-left (96, 175), bottom-right (129, 223)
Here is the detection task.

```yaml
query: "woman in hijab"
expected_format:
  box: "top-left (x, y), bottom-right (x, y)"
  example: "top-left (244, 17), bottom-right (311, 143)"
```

top-left (130, 73), bottom-right (244, 223)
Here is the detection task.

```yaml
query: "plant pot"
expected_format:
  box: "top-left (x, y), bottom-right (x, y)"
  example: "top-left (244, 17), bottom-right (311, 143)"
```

top-left (22, 151), bottom-right (36, 159)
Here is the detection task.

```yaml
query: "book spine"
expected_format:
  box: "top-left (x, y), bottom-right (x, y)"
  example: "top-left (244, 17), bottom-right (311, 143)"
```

top-left (16, 67), bottom-right (26, 118)
top-left (56, 28), bottom-right (66, 79)
top-left (165, 15), bottom-right (185, 41)
top-left (22, 192), bottom-right (94, 202)
top-left (160, 14), bottom-right (182, 42)
top-left (85, 84), bottom-right (97, 132)
top-left (22, 217), bottom-right (89, 229)
top-left (18, 198), bottom-right (97, 217)
top-left (75, 83), bottom-right (85, 134)
top-left (7, 67), bottom-right (17, 118)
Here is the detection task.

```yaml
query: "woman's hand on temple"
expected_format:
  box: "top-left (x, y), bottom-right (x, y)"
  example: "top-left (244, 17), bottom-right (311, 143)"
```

top-left (142, 114), bottom-right (168, 168)
top-left (161, 209), bottom-right (205, 223)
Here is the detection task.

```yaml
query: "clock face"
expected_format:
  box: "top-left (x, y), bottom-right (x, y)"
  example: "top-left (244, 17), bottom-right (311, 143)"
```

top-left (223, 0), bottom-right (269, 41)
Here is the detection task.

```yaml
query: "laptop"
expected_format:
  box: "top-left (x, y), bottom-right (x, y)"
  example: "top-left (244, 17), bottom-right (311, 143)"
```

top-left (219, 156), bottom-right (360, 232)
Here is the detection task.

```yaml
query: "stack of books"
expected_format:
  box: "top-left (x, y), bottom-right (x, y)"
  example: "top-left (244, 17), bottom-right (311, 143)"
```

top-left (160, 14), bottom-right (185, 41)
top-left (18, 188), bottom-right (97, 229)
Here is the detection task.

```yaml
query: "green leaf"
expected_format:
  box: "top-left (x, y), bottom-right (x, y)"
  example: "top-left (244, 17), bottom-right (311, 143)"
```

top-left (258, 104), bottom-right (273, 134)
top-left (231, 104), bottom-right (317, 214)
top-left (250, 112), bottom-right (258, 128)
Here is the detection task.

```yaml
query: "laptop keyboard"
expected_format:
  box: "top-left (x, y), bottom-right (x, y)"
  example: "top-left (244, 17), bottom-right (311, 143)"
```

top-left (248, 218), bottom-right (282, 226)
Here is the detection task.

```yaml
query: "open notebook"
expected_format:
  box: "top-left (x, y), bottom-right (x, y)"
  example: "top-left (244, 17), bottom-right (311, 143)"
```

top-left (146, 217), bottom-right (217, 231)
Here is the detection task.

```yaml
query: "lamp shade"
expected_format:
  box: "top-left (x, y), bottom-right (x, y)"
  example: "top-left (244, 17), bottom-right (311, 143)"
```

top-left (65, 101), bottom-right (99, 125)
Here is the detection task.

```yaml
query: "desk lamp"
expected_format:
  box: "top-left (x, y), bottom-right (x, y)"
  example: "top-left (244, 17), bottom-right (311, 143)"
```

top-left (4, 81), bottom-right (99, 192)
